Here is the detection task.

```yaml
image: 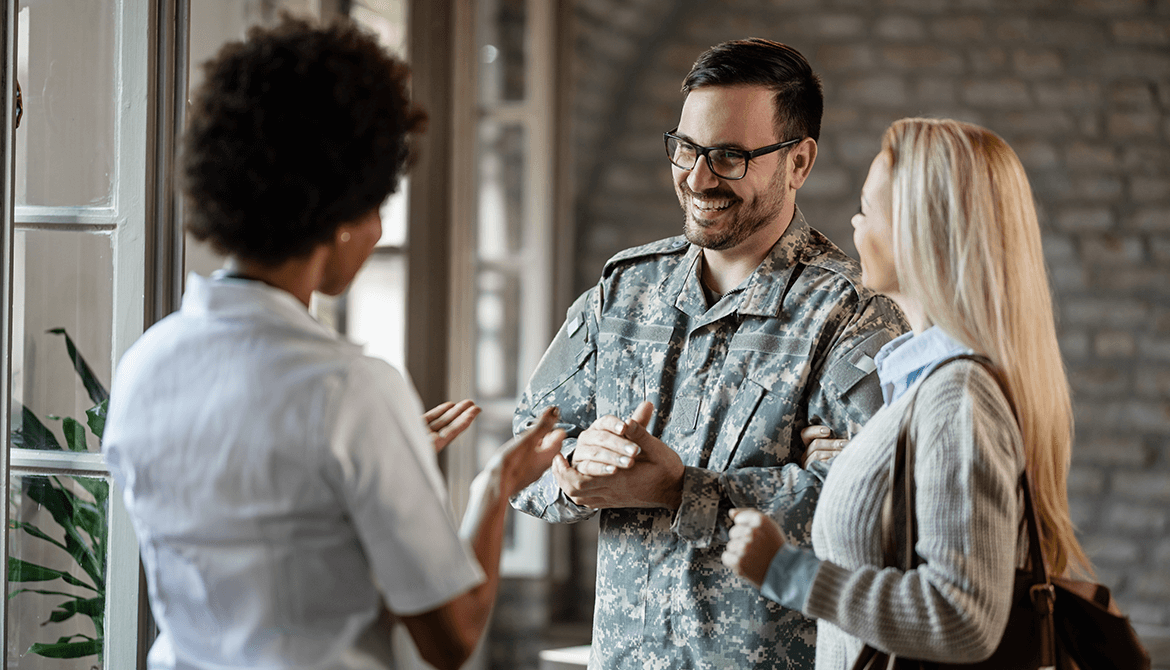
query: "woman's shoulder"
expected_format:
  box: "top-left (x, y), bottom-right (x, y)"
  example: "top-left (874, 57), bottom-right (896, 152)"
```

top-left (912, 357), bottom-right (1023, 464)
top-left (915, 357), bottom-right (1010, 415)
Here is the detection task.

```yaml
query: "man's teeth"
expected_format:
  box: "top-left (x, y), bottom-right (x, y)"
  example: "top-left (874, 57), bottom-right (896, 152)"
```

top-left (693, 198), bottom-right (733, 211)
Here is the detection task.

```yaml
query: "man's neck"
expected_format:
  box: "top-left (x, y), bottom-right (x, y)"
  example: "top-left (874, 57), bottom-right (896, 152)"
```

top-left (699, 210), bottom-right (793, 296)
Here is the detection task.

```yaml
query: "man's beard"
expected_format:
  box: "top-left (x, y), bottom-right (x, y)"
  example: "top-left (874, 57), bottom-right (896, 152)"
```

top-left (677, 164), bottom-right (787, 251)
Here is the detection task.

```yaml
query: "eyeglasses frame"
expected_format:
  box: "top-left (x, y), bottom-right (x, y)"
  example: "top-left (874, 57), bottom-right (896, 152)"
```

top-left (663, 128), bottom-right (803, 180)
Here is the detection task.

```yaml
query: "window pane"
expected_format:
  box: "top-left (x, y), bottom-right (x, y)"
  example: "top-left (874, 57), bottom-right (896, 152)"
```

top-left (15, 3), bottom-right (116, 207)
top-left (377, 179), bottom-right (409, 248)
top-left (12, 231), bottom-right (113, 454)
top-left (7, 473), bottom-right (110, 669)
top-left (474, 269), bottom-right (520, 400)
top-left (351, 0), bottom-right (407, 57)
top-left (478, 0), bottom-right (526, 103)
top-left (477, 123), bottom-right (526, 261)
top-left (346, 254), bottom-right (407, 372)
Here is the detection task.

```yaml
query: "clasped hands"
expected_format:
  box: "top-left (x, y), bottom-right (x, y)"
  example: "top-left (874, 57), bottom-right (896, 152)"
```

top-left (553, 400), bottom-right (686, 511)
top-left (435, 396), bottom-right (849, 589)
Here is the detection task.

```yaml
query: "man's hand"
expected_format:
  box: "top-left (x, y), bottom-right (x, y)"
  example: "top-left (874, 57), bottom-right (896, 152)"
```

top-left (801, 425), bottom-right (848, 469)
top-left (721, 508), bottom-right (786, 589)
top-left (552, 401), bottom-right (685, 510)
top-left (425, 400), bottom-right (481, 453)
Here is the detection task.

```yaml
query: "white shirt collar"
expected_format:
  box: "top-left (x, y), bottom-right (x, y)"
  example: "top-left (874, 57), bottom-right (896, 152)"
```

top-left (183, 271), bottom-right (355, 350)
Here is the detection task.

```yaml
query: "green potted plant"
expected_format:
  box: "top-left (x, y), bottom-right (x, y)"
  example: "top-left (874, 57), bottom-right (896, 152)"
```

top-left (8, 328), bottom-right (108, 661)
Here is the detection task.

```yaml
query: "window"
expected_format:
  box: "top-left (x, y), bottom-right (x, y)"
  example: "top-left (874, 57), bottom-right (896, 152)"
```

top-left (2, 1), bottom-right (163, 666)
top-left (340, 0), bottom-right (410, 373)
top-left (463, 0), bottom-right (561, 576)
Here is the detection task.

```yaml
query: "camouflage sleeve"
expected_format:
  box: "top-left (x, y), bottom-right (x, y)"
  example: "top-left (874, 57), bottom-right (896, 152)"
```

top-left (807, 294), bottom-right (906, 438)
top-left (670, 294), bottom-right (907, 549)
top-left (672, 461), bottom-right (830, 549)
top-left (508, 289), bottom-right (600, 524)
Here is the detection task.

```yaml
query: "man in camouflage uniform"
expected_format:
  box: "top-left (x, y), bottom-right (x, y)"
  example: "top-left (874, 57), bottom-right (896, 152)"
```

top-left (511, 39), bottom-right (907, 669)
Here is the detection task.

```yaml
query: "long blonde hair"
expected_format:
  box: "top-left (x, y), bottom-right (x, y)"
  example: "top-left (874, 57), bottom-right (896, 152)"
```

top-left (882, 117), bottom-right (1091, 577)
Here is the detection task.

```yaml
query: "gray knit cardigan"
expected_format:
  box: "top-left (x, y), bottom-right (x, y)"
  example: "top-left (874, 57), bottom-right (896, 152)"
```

top-left (804, 359), bottom-right (1027, 669)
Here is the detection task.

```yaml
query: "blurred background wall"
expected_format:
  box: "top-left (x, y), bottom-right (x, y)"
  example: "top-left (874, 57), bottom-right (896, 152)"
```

top-left (491, 0), bottom-right (1170, 668)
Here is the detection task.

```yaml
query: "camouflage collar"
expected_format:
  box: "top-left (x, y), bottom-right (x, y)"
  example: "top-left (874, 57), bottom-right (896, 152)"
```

top-left (661, 207), bottom-right (813, 320)
top-left (737, 207), bottom-right (812, 317)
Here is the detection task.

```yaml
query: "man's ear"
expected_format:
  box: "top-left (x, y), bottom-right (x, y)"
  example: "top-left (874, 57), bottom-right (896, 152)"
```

top-left (788, 138), bottom-right (818, 190)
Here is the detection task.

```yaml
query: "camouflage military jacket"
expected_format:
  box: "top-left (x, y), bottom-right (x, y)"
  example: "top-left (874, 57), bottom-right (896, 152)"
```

top-left (511, 210), bottom-right (908, 669)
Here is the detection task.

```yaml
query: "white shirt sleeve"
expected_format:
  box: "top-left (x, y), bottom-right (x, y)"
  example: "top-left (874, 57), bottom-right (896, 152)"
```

top-left (328, 356), bottom-right (485, 616)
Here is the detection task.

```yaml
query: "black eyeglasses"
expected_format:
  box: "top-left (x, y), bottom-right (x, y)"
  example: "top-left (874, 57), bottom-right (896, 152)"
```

top-left (663, 129), bottom-right (802, 180)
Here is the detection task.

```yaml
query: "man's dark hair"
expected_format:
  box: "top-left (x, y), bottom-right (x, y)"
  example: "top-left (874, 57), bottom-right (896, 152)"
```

top-left (182, 15), bottom-right (425, 265)
top-left (682, 38), bottom-right (823, 143)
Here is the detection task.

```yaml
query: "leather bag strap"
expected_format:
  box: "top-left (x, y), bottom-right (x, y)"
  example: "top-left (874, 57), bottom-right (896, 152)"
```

top-left (882, 354), bottom-right (1049, 587)
top-left (863, 353), bottom-right (1059, 670)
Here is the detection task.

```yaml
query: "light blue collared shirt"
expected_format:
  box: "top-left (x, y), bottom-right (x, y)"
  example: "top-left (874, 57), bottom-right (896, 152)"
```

top-left (874, 326), bottom-right (971, 405)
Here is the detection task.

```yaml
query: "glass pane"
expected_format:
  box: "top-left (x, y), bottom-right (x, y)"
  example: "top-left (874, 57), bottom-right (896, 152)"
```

top-left (478, 0), bottom-right (526, 103)
top-left (377, 179), bottom-right (409, 248)
top-left (351, 0), bottom-right (408, 58)
top-left (474, 410), bottom-right (521, 524)
top-left (7, 473), bottom-right (110, 669)
top-left (346, 254), bottom-right (407, 372)
top-left (12, 231), bottom-right (114, 454)
top-left (474, 269), bottom-right (520, 400)
top-left (351, 1), bottom-right (410, 249)
top-left (15, 2), bottom-right (116, 207)
top-left (477, 123), bottom-right (526, 261)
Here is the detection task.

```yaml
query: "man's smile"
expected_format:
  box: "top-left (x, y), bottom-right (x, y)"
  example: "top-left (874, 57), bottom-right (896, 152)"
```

top-left (683, 187), bottom-right (740, 221)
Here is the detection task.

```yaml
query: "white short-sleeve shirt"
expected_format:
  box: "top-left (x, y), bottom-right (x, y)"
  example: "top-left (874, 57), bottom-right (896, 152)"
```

top-left (103, 273), bottom-right (484, 669)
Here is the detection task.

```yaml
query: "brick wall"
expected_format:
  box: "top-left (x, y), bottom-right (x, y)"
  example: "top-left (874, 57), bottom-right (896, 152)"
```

top-left (557, 0), bottom-right (1170, 664)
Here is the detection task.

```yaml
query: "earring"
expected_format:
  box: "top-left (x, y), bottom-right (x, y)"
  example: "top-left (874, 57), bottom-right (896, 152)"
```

top-left (340, 232), bottom-right (351, 243)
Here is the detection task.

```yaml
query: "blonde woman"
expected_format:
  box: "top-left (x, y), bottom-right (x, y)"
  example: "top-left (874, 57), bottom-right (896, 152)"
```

top-left (722, 117), bottom-right (1091, 668)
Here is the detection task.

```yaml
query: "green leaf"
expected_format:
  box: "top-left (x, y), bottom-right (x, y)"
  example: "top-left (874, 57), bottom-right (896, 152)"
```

top-left (86, 400), bottom-right (108, 441)
top-left (60, 571), bottom-right (100, 593)
top-left (14, 520), bottom-right (70, 554)
top-left (73, 504), bottom-right (107, 546)
top-left (24, 477), bottom-right (102, 585)
top-left (48, 328), bottom-right (109, 405)
top-left (74, 475), bottom-right (109, 507)
top-left (8, 557), bottom-right (65, 582)
top-left (24, 477), bottom-right (76, 530)
top-left (47, 596), bottom-right (104, 624)
top-left (12, 405), bottom-right (63, 450)
top-left (9, 588), bottom-right (83, 600)
top-left (28, 638), bottom-right (101, 659)
top-left (62, 417), bottom-right (88, 452)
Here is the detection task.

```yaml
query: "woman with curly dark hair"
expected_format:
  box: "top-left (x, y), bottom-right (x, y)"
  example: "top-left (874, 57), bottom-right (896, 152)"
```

top-left (103, 15), bottom-right (561, 670)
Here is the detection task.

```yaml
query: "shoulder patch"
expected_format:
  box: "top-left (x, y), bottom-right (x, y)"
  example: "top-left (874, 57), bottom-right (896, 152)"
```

top-left (601, 236), bottom-right (689, 277)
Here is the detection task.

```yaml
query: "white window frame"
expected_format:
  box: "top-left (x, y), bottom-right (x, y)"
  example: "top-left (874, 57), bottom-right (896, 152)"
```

top-left (1, 1), bottom-right (185, 666)
top-left (444, 0), bottom-right (569, 578)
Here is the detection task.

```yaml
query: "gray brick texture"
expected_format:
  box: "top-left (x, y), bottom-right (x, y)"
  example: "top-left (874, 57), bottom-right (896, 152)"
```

top-left (535, 0), bottom-right (1170, 668)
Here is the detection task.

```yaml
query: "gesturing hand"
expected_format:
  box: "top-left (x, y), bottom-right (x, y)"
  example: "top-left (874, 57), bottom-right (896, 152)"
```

top-left (424, 399), bottom-right (481, 453)
top-left (722, 508), bottom-right (786, 589)
top-left (489, 406), bottom-right (565, 499)
top-left (552, 401), bottom-right (685, 510)
top-left (460, 406), bottom-right (563, 541)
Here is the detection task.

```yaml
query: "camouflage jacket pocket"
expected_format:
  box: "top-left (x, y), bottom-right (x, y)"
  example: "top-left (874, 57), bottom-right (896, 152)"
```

top-left (596, 317), bottom-right (673, 420)
top-left (707, 378), bottom-right (768, 472)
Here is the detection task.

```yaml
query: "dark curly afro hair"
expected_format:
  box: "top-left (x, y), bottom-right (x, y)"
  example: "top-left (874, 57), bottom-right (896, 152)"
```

top-left (182, 15), bottom-right (426, 265)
